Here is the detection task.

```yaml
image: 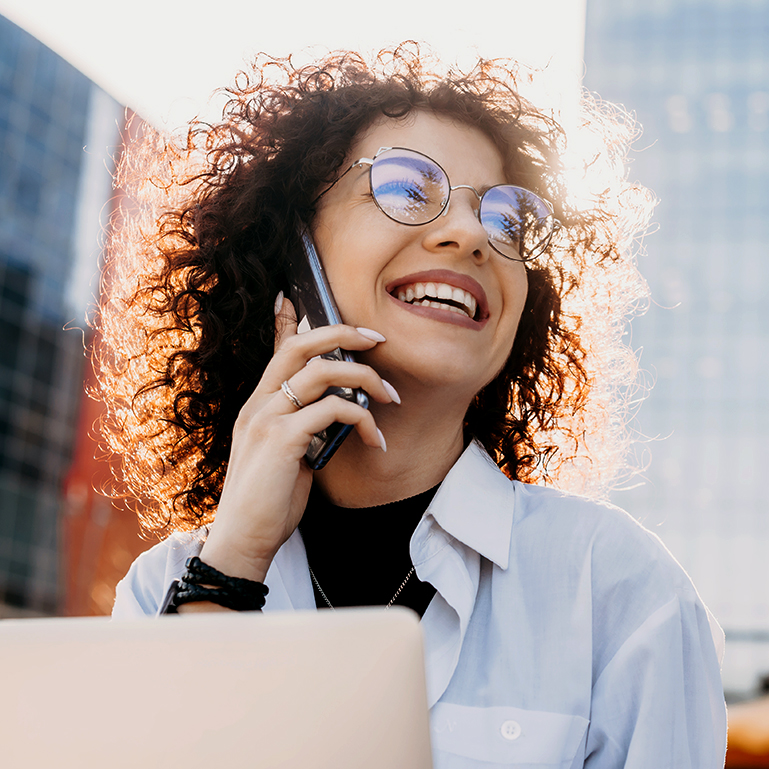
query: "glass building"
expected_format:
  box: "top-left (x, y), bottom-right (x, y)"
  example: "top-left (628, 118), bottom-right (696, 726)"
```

top-left (584, 0), bottom-right (769, 694)
top-left (0, 15), bottom-right (122, 615)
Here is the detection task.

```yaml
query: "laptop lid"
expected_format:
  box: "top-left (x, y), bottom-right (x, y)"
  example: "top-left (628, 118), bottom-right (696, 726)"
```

top-left (0, 607), bottom-right (432, 769)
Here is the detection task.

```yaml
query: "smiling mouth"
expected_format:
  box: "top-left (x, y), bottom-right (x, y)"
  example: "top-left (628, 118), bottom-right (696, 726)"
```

top-left (392, 281), bottom-right (479, 321)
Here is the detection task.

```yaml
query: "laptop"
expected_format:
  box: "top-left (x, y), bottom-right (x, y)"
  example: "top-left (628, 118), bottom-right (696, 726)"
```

top-left (0, 607), bottom-right (432, 769)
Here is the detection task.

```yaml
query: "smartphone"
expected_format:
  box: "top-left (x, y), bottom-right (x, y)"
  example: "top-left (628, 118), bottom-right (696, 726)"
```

top-left (285, 224), bottom-right (370, 470)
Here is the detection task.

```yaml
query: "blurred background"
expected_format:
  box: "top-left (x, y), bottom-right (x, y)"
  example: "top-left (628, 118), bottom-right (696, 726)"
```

top-left (0, 0), bottom-right (767, 759)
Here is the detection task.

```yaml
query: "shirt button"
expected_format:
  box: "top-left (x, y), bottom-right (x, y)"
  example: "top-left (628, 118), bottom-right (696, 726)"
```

top-left (500, 720), bottom-right (522, 740)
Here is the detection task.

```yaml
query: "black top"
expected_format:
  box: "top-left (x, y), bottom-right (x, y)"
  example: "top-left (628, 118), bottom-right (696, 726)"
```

top-left (298, 483), bottom-right (439, 617)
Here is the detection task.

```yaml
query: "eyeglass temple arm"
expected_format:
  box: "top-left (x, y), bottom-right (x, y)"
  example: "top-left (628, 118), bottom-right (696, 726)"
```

top-left (312, 157), bottom-right (375, 205)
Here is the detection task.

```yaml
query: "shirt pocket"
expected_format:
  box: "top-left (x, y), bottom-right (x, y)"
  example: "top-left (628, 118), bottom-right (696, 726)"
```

top-left (430, 702), bottom-right (589, 768)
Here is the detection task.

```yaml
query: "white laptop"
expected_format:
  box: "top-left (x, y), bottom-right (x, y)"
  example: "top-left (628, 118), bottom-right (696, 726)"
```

top-left (0, 607), bottom-right (432, 769)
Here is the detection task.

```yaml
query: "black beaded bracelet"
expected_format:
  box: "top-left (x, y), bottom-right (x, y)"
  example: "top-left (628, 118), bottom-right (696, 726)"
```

top-left (161, 556), bottom-right (269, 614)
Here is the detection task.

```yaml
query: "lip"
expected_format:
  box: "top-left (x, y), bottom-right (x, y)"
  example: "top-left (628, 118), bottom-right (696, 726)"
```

top-left (385, 269), bottom-right (490, 330)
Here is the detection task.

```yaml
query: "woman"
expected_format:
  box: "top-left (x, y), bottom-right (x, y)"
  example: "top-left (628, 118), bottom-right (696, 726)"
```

top-left (104, 46), bottom-right (727, 766)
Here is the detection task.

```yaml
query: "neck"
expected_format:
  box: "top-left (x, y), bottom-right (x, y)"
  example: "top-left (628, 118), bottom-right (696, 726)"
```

top-left (313, 385), bottom-right (469, 507)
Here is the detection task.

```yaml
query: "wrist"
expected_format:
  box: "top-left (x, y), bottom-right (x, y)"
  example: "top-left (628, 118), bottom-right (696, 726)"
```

top-left (199, 538), bottom-right (276, 584)
top-left (161, 556), bottom-right (269, 614)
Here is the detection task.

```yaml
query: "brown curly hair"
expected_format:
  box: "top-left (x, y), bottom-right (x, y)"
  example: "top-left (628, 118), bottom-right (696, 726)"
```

top-left (95, 44), bottom-right (653, 536)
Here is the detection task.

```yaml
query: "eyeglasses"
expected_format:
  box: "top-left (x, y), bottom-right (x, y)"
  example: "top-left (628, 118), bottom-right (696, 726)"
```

top-left (320, 146), bottom-right (558, 262)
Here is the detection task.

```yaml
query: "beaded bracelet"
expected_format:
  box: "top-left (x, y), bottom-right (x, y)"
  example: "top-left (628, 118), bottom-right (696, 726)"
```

top-left (161, 556), bottom-right (269, 614)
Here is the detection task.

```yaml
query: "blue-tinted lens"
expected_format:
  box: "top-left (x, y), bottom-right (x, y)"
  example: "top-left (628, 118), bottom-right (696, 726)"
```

top-left (480, 186), bottom-right (554, 261)
top-left (370, 149), bottom-right (449, 225)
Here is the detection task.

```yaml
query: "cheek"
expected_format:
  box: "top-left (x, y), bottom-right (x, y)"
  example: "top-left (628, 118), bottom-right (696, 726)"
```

top-left (502, 268), bottom-right (529, 332)
top-left (491, 271), bottom-right (528, 368)
top-left (312, 224), bottom-right (355, 296)
top-left (318, 241), bottom-right (375, 325)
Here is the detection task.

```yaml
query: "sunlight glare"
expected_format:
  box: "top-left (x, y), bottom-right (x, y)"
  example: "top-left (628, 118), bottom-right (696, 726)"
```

top-left (0, 0), bottom-right (586, 130)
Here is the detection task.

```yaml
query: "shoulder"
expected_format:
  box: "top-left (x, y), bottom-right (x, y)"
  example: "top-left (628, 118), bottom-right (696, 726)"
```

top-left (507, 482), bottom-right (704, 623)
top-left (447, 442), bottom-right (694, 596)
top-left (112, 530), bottom-right (205, 618)
top-left (510, 482), bottom-right (724, 664)
top-left (512, 482), bottom-right (692, 591)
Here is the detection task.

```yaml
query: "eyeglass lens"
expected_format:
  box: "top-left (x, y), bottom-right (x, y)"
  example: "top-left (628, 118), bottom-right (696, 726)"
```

top-left (369, 150), bottom-right (448, 225)
top-left (368, 148), bottom-right (554, 260)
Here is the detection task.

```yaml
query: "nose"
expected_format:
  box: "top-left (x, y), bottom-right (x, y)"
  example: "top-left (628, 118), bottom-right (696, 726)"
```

top-left (422, 187), bottom-right (490, 263)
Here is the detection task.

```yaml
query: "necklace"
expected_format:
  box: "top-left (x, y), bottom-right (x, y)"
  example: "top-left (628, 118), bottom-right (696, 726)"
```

top-left (308, 566), bottom-right (415, 611)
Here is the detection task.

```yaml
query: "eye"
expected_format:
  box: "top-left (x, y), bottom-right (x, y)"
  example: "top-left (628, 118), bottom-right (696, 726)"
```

top-left (378, 179), bottom-right (429, 206)
top-left (371, 162), bottom-right (447, 224)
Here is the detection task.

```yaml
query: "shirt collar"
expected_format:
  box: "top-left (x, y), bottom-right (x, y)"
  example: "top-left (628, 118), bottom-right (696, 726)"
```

top-left (425, 441), bottom-right (515, 570)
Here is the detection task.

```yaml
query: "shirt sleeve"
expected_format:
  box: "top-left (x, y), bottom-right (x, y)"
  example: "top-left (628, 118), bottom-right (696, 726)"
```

top-left (112, 533), bottom-right (203, 619)
top-left (584, 588), bottom-right (727, 769)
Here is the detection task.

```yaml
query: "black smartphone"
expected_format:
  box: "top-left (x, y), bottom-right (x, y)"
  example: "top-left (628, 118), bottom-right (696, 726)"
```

top-left (286, 224), bottom-right (370, 470)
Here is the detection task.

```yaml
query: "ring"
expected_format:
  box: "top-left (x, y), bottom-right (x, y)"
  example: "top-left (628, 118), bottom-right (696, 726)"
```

top-left (280, 380), bottom-right (305, 410)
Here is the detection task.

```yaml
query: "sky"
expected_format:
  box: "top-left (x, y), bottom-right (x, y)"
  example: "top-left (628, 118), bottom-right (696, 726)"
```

top-left (0, 0), bottom-right (586, 130)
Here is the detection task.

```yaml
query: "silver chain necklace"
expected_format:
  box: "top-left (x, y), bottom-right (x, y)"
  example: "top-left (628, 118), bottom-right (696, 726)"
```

top-left (308, 566), bottom-right (415, 611)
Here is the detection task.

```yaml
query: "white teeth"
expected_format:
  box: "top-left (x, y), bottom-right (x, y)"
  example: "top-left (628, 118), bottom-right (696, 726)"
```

top-left (394, 281), bottom-right (479, 320)
top-left (412, 298), bottom-right (463, 314)
top-left (451, 286), bottom-right (476, 317)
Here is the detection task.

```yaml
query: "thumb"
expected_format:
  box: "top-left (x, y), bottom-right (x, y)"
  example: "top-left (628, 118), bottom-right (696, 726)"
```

top-left (274, 292), bottom-right (298, 352)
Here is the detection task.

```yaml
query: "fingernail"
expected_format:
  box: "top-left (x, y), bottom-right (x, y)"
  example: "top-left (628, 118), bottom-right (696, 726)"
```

top-left (356, 327), bottom-right (386, 343)
top-left (274, 291), bottom-right (284, 316)
top-left (377, 428), bottom-right (387, 452)
top-left (381, 379), bottom-right (401, 404)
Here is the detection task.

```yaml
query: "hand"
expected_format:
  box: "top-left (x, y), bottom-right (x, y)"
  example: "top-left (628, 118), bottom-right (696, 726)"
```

top-left (197, 296), bottom-right (399, 585)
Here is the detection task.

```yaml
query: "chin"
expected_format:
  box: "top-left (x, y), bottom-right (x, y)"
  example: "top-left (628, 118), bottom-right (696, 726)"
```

top-left (389, 351), bottom-right (489, 394)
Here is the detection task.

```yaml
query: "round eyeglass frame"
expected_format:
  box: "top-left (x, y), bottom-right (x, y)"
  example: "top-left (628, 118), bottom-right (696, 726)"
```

top-left (319, 146), bottom-right (559, 262)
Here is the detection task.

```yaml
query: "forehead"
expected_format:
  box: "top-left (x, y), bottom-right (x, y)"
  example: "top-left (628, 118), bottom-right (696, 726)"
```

top-left (350, 111), bottom-right (507, 187)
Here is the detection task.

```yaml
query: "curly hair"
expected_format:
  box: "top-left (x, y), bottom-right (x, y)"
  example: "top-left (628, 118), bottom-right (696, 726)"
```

top-left (95, 44), bottom-right (653, 536)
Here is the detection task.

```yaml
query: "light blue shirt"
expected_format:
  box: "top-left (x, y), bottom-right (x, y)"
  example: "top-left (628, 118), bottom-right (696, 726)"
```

top-left (114, 441), bottom-right (727, 768)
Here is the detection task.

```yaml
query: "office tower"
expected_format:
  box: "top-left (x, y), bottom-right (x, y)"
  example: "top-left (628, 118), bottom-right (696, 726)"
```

top-left (584, 0), bottom-right (769, 693)
top-left (0, 15), bottom-right (122, 615)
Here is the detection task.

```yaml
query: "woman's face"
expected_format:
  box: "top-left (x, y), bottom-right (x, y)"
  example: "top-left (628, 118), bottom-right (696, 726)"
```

top-left (312, 110), bottom-right (529, 404)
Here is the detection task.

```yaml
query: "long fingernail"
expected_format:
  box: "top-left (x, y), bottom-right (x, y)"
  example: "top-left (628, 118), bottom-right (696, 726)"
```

top-left (356, 327), bottom-right (386, 343)
top-left (274, 291), bottom-right (284, 316)
top-left (377, 428), bottom-right (387, 452)
top-left (381, 379), bottom-right (401, 404)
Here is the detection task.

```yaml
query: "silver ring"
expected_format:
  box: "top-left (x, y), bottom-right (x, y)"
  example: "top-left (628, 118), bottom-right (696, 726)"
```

top-left (280, 380), bottom-right (305, 410)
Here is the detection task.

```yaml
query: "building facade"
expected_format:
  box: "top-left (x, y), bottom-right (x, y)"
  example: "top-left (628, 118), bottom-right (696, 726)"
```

top-left (0, 15), bottom-right (124, 615)
top-left (584, 0), bottom-right (769, 694)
